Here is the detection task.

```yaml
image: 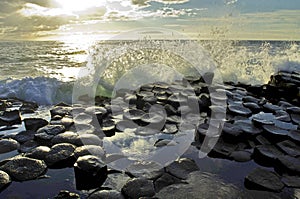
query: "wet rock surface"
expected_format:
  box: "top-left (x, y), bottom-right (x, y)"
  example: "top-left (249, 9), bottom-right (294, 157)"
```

top-left (0, 157), bottom-right (47, 181)
top-left (0, 70), bottom-right (299, 198)
top-left (0, 170), bottom-right (11, 190)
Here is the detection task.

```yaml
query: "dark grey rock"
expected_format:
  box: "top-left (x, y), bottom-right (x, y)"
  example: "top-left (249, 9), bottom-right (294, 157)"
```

top-left (74, 145), bottom-right (105, 159)
top-left (45, 143), bottom-right (76, 168)
top-left (25, 146), bottom-right (51, 160)
top-left (18, 140), bottom-right (39, 153)
top-left (116, 120), bottom-right (137, 132)
top-left (262, 125), bottom-right (289, 141)
top-left (123, 109), bottom-right (145, 122)
top-left (54, 190), bottom-right (80, 199)
top-left (102, 119), bottom-right (116, 137)
top-left (154, 139), bottom-right (177, 147)
top-left (288, 130), bottom-right (300, 144)
top-left (243, 102), bottom-right (261, 113)
top-left (228, 105), bottom-right (252, 117)
top-left (122, 178), bottom-right (155, 199)
top-left (230, 150), bottom-right (252, 162)
top-left (234, 120), bottom-right (262, 136)
top-left (154, 173), bottom-right (182, 192)
top-left (51, 117), bottom-right (74, 130)
top-left (24, 118), bottom-right (48, 131)
top-left (0, 110), bottom-right (21, 126)
top-left (0, 170), bottom-right (11, 190)
top-left (134, 127), bottom-right (160, 136)
top-left (252, 112), bottom-right (275, 126)
top-left (156, 171), bottom-right (241, 199)
top-left (102, 172), bottom-right (131, 191)
top-left (286, 106), bottom-right (300, 114)
top-left (221, 122), bottom-right (243, 142)
top-left (0, 157), bottom-right (47, 181)
top-left (165, 158), bottom-right (199, 180)
top-left (291, 113), bottom-right (300, 125)
top-left (88, 190), bottom-right (124, 199)
top-left (34, 132), bottom-right (55, 146)
top-left (0, 139), bottom-right (19, 154)
top-left (74, 155), bottom-right (107, 190)
top-left (77, 134), bottom-right (102, 146)
top-left (208, 140), bottom-right (237, 160)
top-left (163, 124), bottom-right (178, 134)
top-left (282, 175), bottom-right (300, 188)
top-left (263, 103), bottom-right (281, 113)
top-left (50, 106), bottom-right (72, 117)
top-left (275, 155), bottom-right (300, 175)
top-left (51, 131), bottom-right (80, 145)
top-left (276, 140), bottom-right (300, 157)
top-left (37, 125), bottom-right (65, 136)
top-left (253, 145), bottom-right (284, 167)
top-left (275, 110), bottom-right (291, 122)
top-left (244, 168), bottom-right (284, 192)
top-left (14, 130), bottom-right (36, 143)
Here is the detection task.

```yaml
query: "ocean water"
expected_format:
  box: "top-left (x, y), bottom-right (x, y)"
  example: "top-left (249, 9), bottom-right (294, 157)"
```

top-left (0, 40), bottom-right (299, 105)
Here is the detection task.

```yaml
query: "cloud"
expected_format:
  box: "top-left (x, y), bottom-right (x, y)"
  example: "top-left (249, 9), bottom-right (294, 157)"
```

top-left (132, 0), bottom-right (190, 7)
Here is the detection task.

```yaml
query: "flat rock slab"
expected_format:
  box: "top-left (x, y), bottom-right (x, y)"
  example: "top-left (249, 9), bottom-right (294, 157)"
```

top-left (156, 171), bottom-right (241, 199)
top-left (244, 168), bottom-right (284, 192)
top-left (0, 170), bottom-right (11, 190)
top-left (54, 190), bottom-right (80, 199)
top-left (45, 143), bottom-right (76, 168)
top-left (0, 139), bottom-right (19, 154)
top-left (24, 118), bottom-right (48, 131)
top-left (74, 155), bottom-right (107, 190)
top-left (0, 157), bottom-right (47, 181)
top-left (282, 175), bottom-right (300, 188)
top-left (88, 190), bottom-right (124, 199)
top-left (51, 131), bottom-right (80, 145)
top-left (37, 125), bottom-right (65, 136)
top-left (74, 145), bottom-right (105, 159)
top-left (253, 145), bottom-right (284, 166)
top-left (165, 158), bottom-right (199, 180)
top-left (228, 105), bottom-right (252, 117)
top-left (276, 140), bottom-right (300, 157)
top-left (276, 155), bottom-right (300, 175)
top-left (154, 173), bottom-right (182, 192)
top-left (230, 150), bottom-right (252, 162)
top-left (25, 146), bottom-right (51, 160)
top-left (14, 130), bottom-right (36, 144)
top-left (0, 110), bottom-right (21, 126)
top-left (121, 178), bottom-right (155, 199)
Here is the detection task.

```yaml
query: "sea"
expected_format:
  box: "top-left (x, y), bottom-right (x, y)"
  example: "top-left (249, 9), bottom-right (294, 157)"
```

top-left (0, 40), bottom-right (299, 105)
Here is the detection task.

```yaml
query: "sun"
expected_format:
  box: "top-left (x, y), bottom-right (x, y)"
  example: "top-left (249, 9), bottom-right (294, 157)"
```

top-left (55, 0), bottom-right (105, 13)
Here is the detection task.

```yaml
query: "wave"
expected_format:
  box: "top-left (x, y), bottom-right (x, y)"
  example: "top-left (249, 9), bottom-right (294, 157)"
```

top-left (0, 77), bottom-right (74, 105)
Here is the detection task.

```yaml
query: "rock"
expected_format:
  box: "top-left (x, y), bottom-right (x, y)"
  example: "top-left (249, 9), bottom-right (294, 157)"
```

top-left (166, 115), bottom-right (181, 124)
top-left (45, 143), bottom-right (76, 168)
top-left (253, 145), bottom-right (284, 167)
top-left (244, 168), bottom-right (284, 192)
top-left (0, 157), bottom-right (47, 181)
top-left (0, 110), bottom-right (21, 126)
top-left (116, 120), bottom-right (137, 132)
top-left (51, 117), bottom-right (74, 130)
top-left (50, 106), bottom-right (72, 117)
top-left (262, 103), bottom-right (281, 113)
top-left (165, 158), bottom-right (199, 180)
top-left (228, 105), bottom-right (252, 117)
top-left (37, 125), bottom-right (65, 136)
top-left (134, 127), bottom-right (160, 136)
top-left (164, 104), bottom-right (177, 116)
top-left (221, 122), bottom-right (243, 142)
top-left (25, 146), bottom-right (51, 160)
top-left (101, 119), bottom-right (116, 137)
top-left (74, 155), bottom-right (107, 190)
top-left (54, 190), bottom-right (80, 199)
top-left (18, 140), bottom-right (38, 153)
top-left (252, 112), bottom-right (275, 126)
top-left (24, 118), bottom-right (48, 131)
top-left (243, 102), bottom-right (261, 113)
top-left (290, 113), bottom-right (300, 125)
top-left (51, 131), bottom-right (80, 145)
top-left (288, 130), bottom-right (300, 144)
top-left (230, 150), bottom-right (252, 162)
top-left (275, 155), bottom-right (300, 175)
top-left (163, 124), bottom-right (178, 134)
top-left (102, 172), bottom-right (131, 191)
top-left (156, 171), bottom-right (241, 199)
top-left (276, 140), bottom-right (300, 157)
top-left (154, 139), bottom-right (177, 147)
top-left (154, 173), bottom-right (182, 192)
top-left (74, 145), bottom-right (105, 159)
top-left (0, 170), bottom-right (11, 191)
top-left (234, 120), bottom-right (262, 136)
top-left (0, 139), bottom-right (19, 154)
top-left (208, 140), bottom-right (237, 160)
top-left (262, 125), bottom-right (289, 142)
top-left (282, 175), bottom-right (300, 188)
top-left (77, 134), bottom-right (102, 146)
top-left (14, 130), bottom-right (36, 143)
top-left (34, 132), bottom-right (55, 146)
top-left (141, 113), bottom-right (166, 129)
top-left (74, 113), bottom-right (93, 124)
top-left (275, 110), bottom-right (291, 122)
top-left (122, 178), bottom-right (155, 199)
top-left (286, 106), bottom-right (300, 114)
top-left (88, 190), bottom-right (124, 199)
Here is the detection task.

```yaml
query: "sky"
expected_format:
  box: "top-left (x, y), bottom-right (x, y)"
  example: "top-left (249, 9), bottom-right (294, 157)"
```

top-left (0, 0), bottom-right (299, 41)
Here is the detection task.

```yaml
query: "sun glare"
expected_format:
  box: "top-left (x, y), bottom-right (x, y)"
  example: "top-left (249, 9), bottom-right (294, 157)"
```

top-left (55, 0), bottom-right (105, 12)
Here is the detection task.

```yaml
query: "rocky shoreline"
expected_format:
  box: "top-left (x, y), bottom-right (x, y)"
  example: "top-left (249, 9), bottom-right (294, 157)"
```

top-left (0, 70), bottom-right (299, 198)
